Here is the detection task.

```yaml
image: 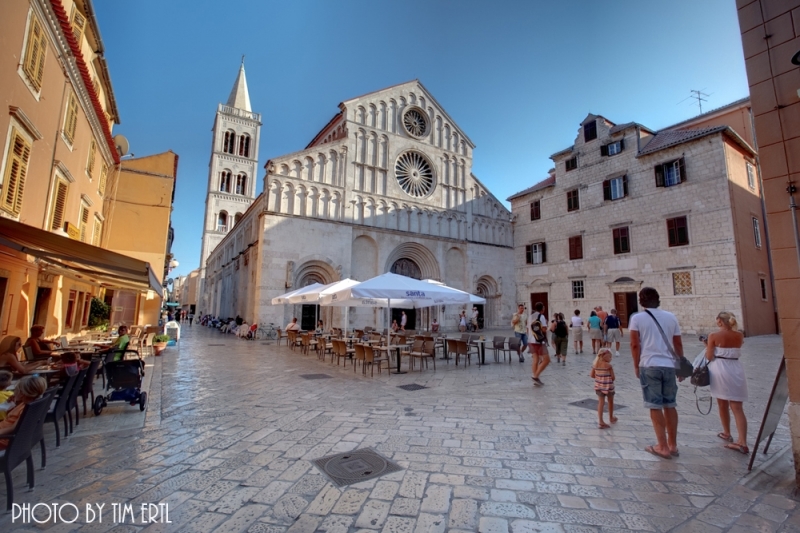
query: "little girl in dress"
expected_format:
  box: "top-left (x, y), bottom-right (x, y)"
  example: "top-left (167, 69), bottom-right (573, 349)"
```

top-left (591, 348), bottom-right (617, 429)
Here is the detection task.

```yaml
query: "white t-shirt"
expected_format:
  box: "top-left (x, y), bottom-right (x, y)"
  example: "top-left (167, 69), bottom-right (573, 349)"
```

top-left (570, 316), bottom-right (583, 328)
top-left (526, 312), bottom-right (547, 344)
top-left (629, 308), bottom-right (682, 368)
top-left (401, 314), bottom-right (407, 326)
top-left (285, 321), bottom-right (300, 331)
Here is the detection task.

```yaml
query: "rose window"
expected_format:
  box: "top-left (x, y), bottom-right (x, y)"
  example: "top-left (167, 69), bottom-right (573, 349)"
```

top-left (402, 107), bottom-right (429, 138)
top-left (395, 151), bottom-right (434, 198)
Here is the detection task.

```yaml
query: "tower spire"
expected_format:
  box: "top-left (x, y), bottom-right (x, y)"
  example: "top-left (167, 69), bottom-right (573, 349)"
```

top-left (226, 61), bottom-right (252, 112)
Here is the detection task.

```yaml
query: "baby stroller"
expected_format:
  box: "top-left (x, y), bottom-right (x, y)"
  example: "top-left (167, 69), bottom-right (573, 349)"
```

top-left (93, 353), bottom-right (147, 415)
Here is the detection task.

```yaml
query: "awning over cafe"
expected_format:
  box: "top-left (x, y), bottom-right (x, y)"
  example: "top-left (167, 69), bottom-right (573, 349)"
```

top-left (0, 217), bottom-right (164, 298)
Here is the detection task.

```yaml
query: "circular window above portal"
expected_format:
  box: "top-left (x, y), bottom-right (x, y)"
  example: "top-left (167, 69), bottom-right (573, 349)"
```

top-left (395, 151), bottom-right (435, 198)
top-left (402, 106), bottom-right (429, 138)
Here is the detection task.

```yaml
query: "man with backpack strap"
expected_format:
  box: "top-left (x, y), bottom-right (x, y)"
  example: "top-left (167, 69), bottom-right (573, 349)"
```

top-left (527, 302), bottom-right (550, 385)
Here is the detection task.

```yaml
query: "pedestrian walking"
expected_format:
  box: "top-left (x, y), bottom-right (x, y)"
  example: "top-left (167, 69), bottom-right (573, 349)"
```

top-left (188, 312), bottom-right (194, 326)
top-left (511, 304), bottom-right (528, 362)
top-left (591, 348), bottom-right (617, 428)
top-left (588, 310), bottom-right (603, 354)
top-left (629, 287), bottom-right (683, 460)
top-left (400, 311), bottom-right (407, 331)
top-left (605, 309), bottom-right (622, 355)
top-left (458, 311), bottom-right (467, 332)
top-left (704, 311), bottom-right (749, 454)
top-left (528, 302), bottom-right (550, 385)
top-left (595, 306), bottom-right (609, 346)
top-left (571, 310), bottom-right (584, 354)
top-left (549, 312), bottom-right (569, 365)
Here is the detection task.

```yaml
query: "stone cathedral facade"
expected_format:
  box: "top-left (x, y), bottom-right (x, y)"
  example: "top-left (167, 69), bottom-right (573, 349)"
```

top-left (203, 80), bottom-right (515, 330)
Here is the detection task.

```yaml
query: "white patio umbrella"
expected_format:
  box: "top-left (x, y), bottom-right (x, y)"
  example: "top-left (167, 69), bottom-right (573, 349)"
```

top-left (270, 282), bottom-right (324, 305)
top-left (422, 279), bottom-right (487, 304)
top-left (287, 279), bottom-right (361, 332)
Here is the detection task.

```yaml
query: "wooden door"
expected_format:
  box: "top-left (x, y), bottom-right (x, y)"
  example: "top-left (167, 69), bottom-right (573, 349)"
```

top-left (614, 292), bottom-right (638, 328)
top-left (530, 292), bottom-right (549, 320)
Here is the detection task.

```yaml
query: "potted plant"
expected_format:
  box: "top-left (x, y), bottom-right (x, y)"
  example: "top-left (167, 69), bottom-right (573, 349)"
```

top-left (152, 334), bottom-right (170, 356)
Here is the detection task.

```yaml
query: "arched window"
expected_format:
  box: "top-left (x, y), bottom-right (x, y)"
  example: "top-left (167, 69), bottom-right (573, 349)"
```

top-left (217, 211), bottom-right (228, 232)
top-left (223, 131), bottom-right (236, 154)
top-left (234, 213), bottom-right (243, 226)
top-left (238, 134), bottom-right (250, 157)
top-left (219, 171), bottom-right (232, 192)
top-left (235, 173), bottom-right (247, 195)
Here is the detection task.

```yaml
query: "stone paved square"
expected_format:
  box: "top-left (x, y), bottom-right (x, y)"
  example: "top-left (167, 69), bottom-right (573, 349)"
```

top-left (2, 328), bottom-right (797, 532)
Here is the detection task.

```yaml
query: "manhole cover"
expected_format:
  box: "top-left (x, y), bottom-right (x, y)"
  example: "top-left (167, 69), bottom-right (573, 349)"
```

top-left (312, 448), bottom-right (403, 487)
top-left (208, 344), bottom-right (225, 347)
top-left (300, 374), bottom-right (333, 380)
top-left (398, 384), bottom-right (427, 391)
top-left (568, 398), bottom-right (626, 411)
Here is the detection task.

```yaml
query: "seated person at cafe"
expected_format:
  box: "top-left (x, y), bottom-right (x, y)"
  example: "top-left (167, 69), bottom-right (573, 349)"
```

top-left (25, 325), bottom-right (60, 359)
top-left (56, 351), bottom-right (89, 383)
top-left (0, 336), bottom-right (29, 374)
top-left (391, 320), bottom-right (399, 333)
top-left (285, 318), bottom-right (301, 332)
top-left (431, 319), bottom-right (440, 333)
top-left (0, 375), bottom-right (47, 450)
top-left (0, 371), bottom-right (13, 421)
top-left (98, 325), bottom-right (131, 361)
top-left (315, 320), bottom-right (324, 334)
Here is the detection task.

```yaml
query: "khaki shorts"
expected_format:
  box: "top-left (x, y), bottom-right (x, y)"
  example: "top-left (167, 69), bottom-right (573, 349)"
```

top-left (607, 328), bottom-right (621, 342)
top-left (589, 329), bottom-right (603, 341)
top-left (572, 327), bottom-right (583, 341)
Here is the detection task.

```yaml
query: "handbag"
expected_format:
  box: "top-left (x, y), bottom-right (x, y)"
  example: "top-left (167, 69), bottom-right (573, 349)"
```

top-left (691, 358), bottom-right (710, 387)
top-left (643, 310), bottom-right (693, 379)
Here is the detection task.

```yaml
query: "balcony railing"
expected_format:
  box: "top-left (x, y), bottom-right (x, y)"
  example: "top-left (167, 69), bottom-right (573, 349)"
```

top-left (217, 225), bottom-right (228, 233)
top-left (218, 104), bottom-right (261, 122)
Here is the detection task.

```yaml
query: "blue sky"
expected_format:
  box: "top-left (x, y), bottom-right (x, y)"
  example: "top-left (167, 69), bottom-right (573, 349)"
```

top-left (94, 0), bottom-right (748, 279)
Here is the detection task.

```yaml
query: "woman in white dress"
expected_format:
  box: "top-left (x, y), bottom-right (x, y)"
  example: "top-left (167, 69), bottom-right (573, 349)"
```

top-left (705, 311), bottom-right (748, 454)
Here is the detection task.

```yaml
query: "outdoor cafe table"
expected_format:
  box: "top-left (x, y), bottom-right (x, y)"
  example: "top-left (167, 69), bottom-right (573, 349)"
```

top-left (377, 344), bottom-right (411, 375)
top-left (440, 336), bottom-right (490, 365)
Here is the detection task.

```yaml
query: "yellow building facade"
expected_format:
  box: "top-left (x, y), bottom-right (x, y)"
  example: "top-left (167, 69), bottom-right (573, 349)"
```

top-left (0, 0), bottom-right (171, 339)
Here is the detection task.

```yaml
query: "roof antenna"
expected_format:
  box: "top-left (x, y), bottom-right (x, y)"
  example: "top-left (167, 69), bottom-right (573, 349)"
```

top-left (241, 54), bottom-right (245, 66)
top-left (689, 89), bottom-right (709, 114)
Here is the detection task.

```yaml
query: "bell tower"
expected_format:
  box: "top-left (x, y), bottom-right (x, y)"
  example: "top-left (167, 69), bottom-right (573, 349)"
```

top-left (198, 61), bottom-right (261, 312)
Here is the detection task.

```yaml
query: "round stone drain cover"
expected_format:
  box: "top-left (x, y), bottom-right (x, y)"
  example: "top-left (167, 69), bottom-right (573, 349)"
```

top-left (312, 448), bottom-right (403, 487)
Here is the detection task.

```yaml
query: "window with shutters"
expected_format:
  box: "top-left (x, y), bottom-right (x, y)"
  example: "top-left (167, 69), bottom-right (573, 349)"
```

top-left (568, 235), bottom-right (583, 260)
top-left (79, 203), bottom-right (90, 242)
top-left (667, 216), bottom-right (689, 247)
top-left (565, 157), bottom-right (577, 172)
top-left (98, 163), bottom-right (108, 196)
top-left (747, 162), bottom-right (756, 190)
top-left (572, 280), bottom-right (585, 299)
top-left (601, 139), bottom-right (624, 156)
top-left (567, 189), bottom-right (580, 211)
top-left (63, 92), bottom-right (79, 144)
top-left (603, 175), bottom-right (628, 201)
top-left (70, 6), bottom-right (86, 45)
top-left (49, 178), bottom-right (69, 231)
top-left (760, 278), bottom-right (768, 301)
top-left (65, 290), bottom-right (77, 328)
top-left (613, 227), bottom-right (630, 254)
top-left (655, 158), bottom-right (686, 188)
top-left (22, 15), bottom-right (48, 92)
top-left (753, 217), bottom-right (762, 248)
top-left (530, 200), bottom-right (540, 221)
top-left (672, 272), bottom-right (693, 295)
top-left (92, 216), bottom-right (102, 246)
top-left (525, 242), bottom-right (546, 265)
top-left (1, 129), bottom-right (32, 216)
top-left (583, 121), bottom-right (597, 142)
top-left (86, 139), bottom-right (96, 179)
top-left (81, 293), bottom-right (91, 326)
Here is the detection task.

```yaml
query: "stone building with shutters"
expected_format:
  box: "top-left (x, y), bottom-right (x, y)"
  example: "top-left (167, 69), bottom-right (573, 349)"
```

top-left (509, 99), bottom-right (777, 336)
top-left (203, 80), bottom-right (515, 331)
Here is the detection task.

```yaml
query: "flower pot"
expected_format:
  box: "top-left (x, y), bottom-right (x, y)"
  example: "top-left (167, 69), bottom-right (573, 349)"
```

top-left (153, 342), bottom-right (167, 356)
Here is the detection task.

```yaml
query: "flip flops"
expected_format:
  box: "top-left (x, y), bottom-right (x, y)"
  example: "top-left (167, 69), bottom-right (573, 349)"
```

top-left (725, 443), bottom-right (749, 454)
top-left (717, 432), bottom-right (734, 442)
top-left (645, 445), bottom-right (672, 460)
top-left (598, 423), bottom-right (610, 429)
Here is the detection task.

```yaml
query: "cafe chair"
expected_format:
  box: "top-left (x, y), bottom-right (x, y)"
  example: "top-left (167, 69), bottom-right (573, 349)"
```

top-left (410, 339), bottom-right (436, 372)
top-left (66, 368), bottom-right (89, 433)
top-left (30, 387), bottom-right (58, 471)
top-left (316, 336), bottom-right (333, 361)
top-left (455, 340), bottom-right (473, 367)
top-left (333, 340), bottom-right (354, 367)
top-left (492, 337), bottom-right (507, 363)
top-left (80, 359), bottom-right (102, 416)
top-left (505, 337), bottom-right (521, 363)
top-left (44, 374), bottom-right (78, 448)
top-left (353, 343), bottom-right (366, 373)
top-left (0, 394), bottom-right (52, 511)
top-left (300, 333), bottom-right (316, 355)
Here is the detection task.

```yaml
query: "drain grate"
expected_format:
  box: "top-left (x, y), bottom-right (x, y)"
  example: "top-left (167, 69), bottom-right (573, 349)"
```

top-left (568, 398), bottom-right (626, 411)
top-left (300, 374), bottom-right (333, 380)
top-left (208, 344), bottom-right (225, 347)
top-left (397, 384), bottom-right (427, 391)
top-left (312, 448), bottom-right (403, 487)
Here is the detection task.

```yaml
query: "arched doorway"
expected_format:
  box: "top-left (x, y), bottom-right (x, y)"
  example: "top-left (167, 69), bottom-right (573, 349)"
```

top-left (476, 275), bottom-right (499, 329)
top-left (294, 260), bottom-right (337, 330)
top-left (390, 258), bottom-right (421, 329)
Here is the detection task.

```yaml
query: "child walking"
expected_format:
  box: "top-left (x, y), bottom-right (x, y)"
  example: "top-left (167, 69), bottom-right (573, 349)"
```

top-left (590, 348), bottom-right (617, 429)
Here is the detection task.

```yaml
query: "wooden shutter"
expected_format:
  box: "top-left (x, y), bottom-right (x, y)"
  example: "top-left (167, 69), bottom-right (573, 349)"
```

top-left (525, 244), bottom-right (533, 264)
top-left (600, 144), bottom-right (608, 156)
top-left (79, 205), bottom-right (89, 241)
top-left (619, 138), bottom-right (625, 151)
top-left (98, 163), bottom-right (108, 195)
top-left (569, 236), bottom-right (582, 260)
top-left (2, 130), bottom-right (31, 215)
top-left (23, 16), bottom-right (47, 91)
top-left (654, 164), bottom-right (665, 187)
top-left (64, 93), bottom-right (78, 143)
top-left (71, 8), bottom-right (86, 44)
top-left (603, 180), bottom-right (611, 200)
top-left (541, 242), bottom-right (547, 263)
top-left (678, 157), bottom-right (687, 183)
top-left (622, 175), bottom-right (629, 196)
top-left (86, 140), bottom-right (96, 178)
top-left (92, 217), bottom-right (102, 246)
top-left (50, 180), bottom-right (68, 230)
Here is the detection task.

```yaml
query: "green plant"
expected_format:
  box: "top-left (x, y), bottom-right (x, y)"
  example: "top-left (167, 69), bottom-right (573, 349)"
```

top-left (88, 297), bottom-right (110, 327)
top-left (153, 334), bottom-right (170, 343)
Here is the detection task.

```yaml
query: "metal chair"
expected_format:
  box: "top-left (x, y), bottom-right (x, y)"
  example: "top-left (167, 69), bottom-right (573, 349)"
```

top-left (492, 336), bottom-right (507, 363)
top-left (44, 373), bottom-right (78, 447)
top-left (66, 368), bottom-right (89, 434)
top-left (506, 337), bottom-right (521, 363)
top-left (80, 358), bottom-right (102, 416)
top-left (0, 394), bottom-right (52, 511)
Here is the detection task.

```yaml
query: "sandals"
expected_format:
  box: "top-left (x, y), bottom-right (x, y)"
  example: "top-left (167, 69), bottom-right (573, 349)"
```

top-left (717, 432), bottom-right (734, 442)
top-left (645, 445), bottom-right (672, 460)
top-left (598, 423), bottom-right (610, 429)
top-left (725, 443), bottom-right (750, 454)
